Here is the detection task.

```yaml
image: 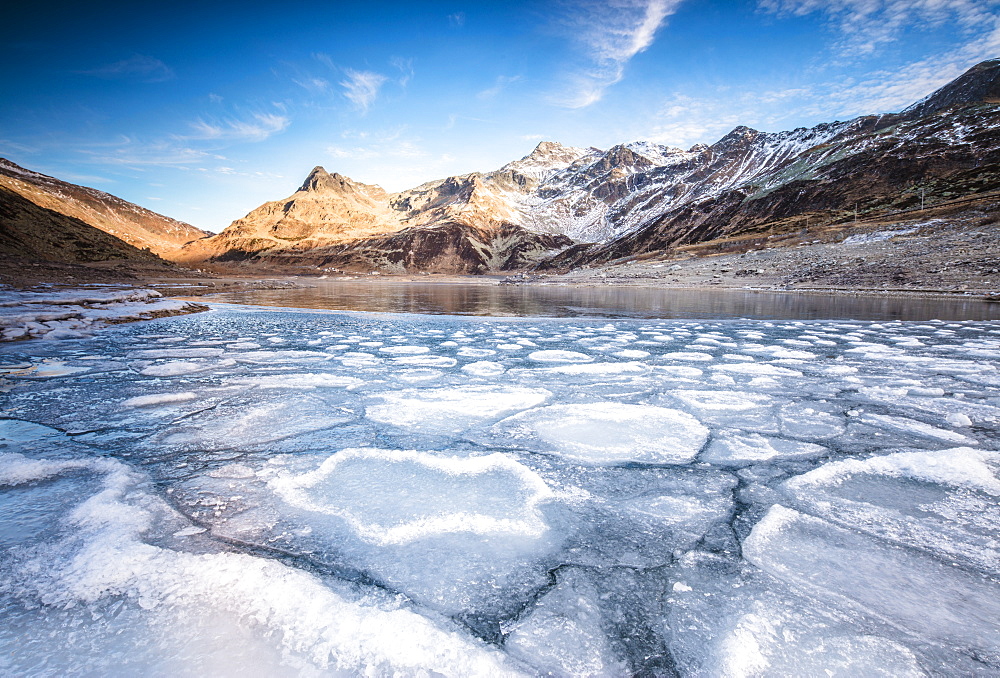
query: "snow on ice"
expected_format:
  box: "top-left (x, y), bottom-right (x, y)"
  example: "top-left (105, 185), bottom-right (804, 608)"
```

top-left (0, 304), bottom-right (999, 675)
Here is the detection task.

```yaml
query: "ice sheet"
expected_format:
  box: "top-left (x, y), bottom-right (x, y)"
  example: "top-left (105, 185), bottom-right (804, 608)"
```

top-left (2, 306), bottom-right (999, 674)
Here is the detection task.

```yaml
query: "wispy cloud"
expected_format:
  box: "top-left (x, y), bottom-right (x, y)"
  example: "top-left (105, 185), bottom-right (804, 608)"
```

top-left (477, 75), bottom-right (521, 100)
top-left (340, 68), bottom-right (388, 113)
top-left (327, 128), bottom-right (422, 161)
top-left (391, 57), bottom-right (415, 87)
top-left (293, 76), bottom-right (331, 94)
top-left (77, 141), bottom-right (211, 169)
top-left (186, 112), bottom-right (290, 142)
top-left (555, 0), bottom-right (683, 108)
top-left (322, 129), bottom-right (471, 190)
top-left (644, 19), bottom-right (1000, 150)
top-left (327, 140), bottom-right (425, 161)
top-left (79, 54), bottom-right (174, 83)
top-left (643, 93), bottom-right (750, 147)
top-left (759, 0), bottom-right (1000, 55)
top-left (448, 12), bottom-right (466, 27)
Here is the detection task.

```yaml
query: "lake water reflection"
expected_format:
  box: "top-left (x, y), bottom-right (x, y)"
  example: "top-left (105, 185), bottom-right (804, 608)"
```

top-left (193, 280), bottom-right (1000, 321)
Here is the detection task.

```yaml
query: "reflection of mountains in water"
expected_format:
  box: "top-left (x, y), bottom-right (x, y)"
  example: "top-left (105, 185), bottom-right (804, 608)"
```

top-left (191, 282), bottom-right (1000, 321)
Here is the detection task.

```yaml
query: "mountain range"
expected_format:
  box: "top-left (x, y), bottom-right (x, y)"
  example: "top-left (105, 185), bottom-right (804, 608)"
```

top-left (3, 59), bottom-right (999, 277)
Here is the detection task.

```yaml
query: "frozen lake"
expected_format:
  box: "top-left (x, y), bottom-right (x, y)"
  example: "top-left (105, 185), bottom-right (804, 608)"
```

top-left (192, 280), bottom-right (1000, 321)
top-left (1, 304), bottom-right (999, 675)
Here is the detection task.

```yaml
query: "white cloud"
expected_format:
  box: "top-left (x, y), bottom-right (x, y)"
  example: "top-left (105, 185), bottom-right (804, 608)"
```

top-left (327, 139), bottom-right (425, 162)
top-left (391, 57), bottom-right (415, 87)
top-left (340, 69), bottom-right (389, 112)
top-left (294, 76), bottom-right (331, 94)
top-left (79, 54), bottom-right (174, 83)
top-left (448, 12), bottom-right (466, 27)
top-left (759, 0), bottom-right (1000, 55)
top-left (187, 113), bottom-right (290, 142)
top-left (642, 22), bottom-right (1000, 151)
top-left (77, 142), bottom-right (211, 169)
top-left (477, 75), bottom-right (521, 100)
top-left (555, 0), bottom-right (683, 108)
top-left (643, 93), bottom-right (749, 147)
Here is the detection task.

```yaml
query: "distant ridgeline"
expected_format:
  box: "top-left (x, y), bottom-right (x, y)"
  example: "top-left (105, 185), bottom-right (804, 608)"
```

top-left (3, 59), bottom-right (1000, 275)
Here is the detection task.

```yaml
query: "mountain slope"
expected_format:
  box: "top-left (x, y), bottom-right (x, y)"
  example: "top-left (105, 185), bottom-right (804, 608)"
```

top-left (0, 185), bottom-right (172, 266)
top-left (178, 167), bottom-right (403, 263)
top-left (0, 158), bottom-right (209, 257)
top-left (540, 59), bottom-right (1000, 267)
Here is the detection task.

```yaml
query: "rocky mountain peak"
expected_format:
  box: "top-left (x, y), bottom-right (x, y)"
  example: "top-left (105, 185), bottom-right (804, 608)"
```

top-left (711, 125), bottom-right (762, 155)
top-left (501, 141), bottom-right (597, 178)
top-left (900, 58), bottom-right (1000, 121)
top-left (528, 141), bottom-right (577, 159)
top-left (599, 144), bottom-right (653, 170)
top-left (296, 166), bottom-right (387, 201)
top-left (298, 166), bottom-right (347, 193)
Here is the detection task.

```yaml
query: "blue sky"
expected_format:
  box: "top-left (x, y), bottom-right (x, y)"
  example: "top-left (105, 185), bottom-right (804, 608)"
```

top-left (3, 0), bottom-right (998, 232)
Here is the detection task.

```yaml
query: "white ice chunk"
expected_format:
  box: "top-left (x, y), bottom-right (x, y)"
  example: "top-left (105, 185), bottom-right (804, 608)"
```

top-left (379, 345), bottom-right (430, 355)
top-left (656, 366), bottom-right (703, 378)
top-left (782, 448), bottom-right (1000, 576)
top-left (710, 363), bottom-right (803, 377)
top-left (272, 449), bottom-right (554, 545)
top-left (366, 386), bottom-right (550, 432)
top-left (172, 526), bottom-right (207, 537)
top-left (661, 352), bottom-right (714, 362)
top-left (158, 396), bottom-right (350, 449)
top-left (391, 355), bottom-right (458, 367)
top-left (487, 403), bottom-right (708, 465)
top-left (625, 493), bottom-right (733, 536)
top-left (858, 413), bottom-right (974, 444)
top-left (779, 402), bottom-right (846, 439)
top-left (528, 350), bottom-right (593, 363)
top-left (702, 432), bottom-right (827, 466)
top-left (744, 505), bottom-right (1000, 656)
top-left (947, 413), bottom-right (973, 427)
top-left (458, 348), bottom-right (496, 358)
top-left (505, 570), bottom-right (627, 677)
top-left (789, 448), bottom-right (1000, 495)
top-left (672, 390), bottom-right (773, 412)
top-left (613, 349), bottom-right (650, 359)
top-left (532, 362), bottom-right (649, 376)
top-left (398, 368), bottom-right (444, 382)
top-left (127, 348), bottom-right (224, 359)
top-left (229, 350), bottom-right (330, 363)
top-left (462, 361), bottom-right (506, 377)
top-left (123, 392), bottom-right (197, 408)
top-left (139, 361), bottom-right (210, 376)
top-left (227, 374), bottom-right (364, 390)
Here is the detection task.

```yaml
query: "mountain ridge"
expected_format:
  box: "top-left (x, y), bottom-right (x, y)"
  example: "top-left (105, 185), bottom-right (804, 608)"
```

top-left (6, 59), bottom-right (1000, 276)
top-left (0, 158), bottom-right (209, 257)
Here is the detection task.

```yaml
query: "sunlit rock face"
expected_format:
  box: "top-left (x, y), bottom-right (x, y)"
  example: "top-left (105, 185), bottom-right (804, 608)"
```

top-left (0, 157), bottom-right (208, 257)
top-left (2, 306), bottom-right (1000, 675)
